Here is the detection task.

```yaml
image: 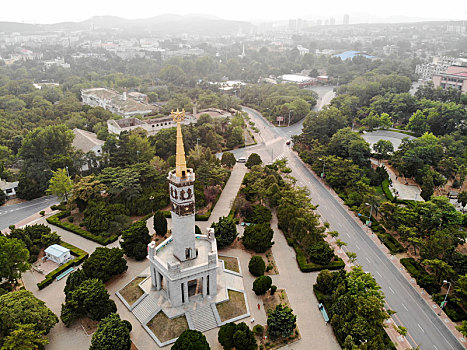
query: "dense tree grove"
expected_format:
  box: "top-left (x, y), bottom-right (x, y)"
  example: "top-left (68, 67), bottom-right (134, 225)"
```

top-left (0, 290), bottom-right (58, 348)
top-left (171, 329), bottom-right (210, 350)
top-left (315, 268), bottom-right (392, 348)
top-left (89, 313), bottom-right (132, 350)
top-left (61, 278), bottom-right (117, 327)
top-left (121, 220), bottom-right (151, 260)
top-left (218, 322), bottom-right (257, 350)
top-left (211, 216), bottom-right (238, 249)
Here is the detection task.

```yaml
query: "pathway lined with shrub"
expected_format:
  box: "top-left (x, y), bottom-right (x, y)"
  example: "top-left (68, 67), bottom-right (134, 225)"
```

top-left (268, 214), bottom-right (341, 350)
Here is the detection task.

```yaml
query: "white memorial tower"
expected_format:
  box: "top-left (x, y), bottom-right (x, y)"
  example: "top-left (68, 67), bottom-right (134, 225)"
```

top-left (147, 109), bottom-right (218, 307)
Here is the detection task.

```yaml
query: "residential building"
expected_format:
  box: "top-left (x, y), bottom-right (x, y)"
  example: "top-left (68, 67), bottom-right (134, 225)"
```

top-left (343, 14), bottom-right (350, 25)
top-left (433, 66), bottom-right (467, 93)
top-left (81, 88), bottom-right (158, 117)
top-left (415, 56), bottom-right (455, 80)
top-left (0, 180), bottom-right (18, 199)
top-left (72, 129), bottom-right (105, 172)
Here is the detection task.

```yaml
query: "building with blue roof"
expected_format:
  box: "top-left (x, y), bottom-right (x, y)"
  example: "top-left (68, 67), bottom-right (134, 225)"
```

top-left (333, 50), bottom-right (377, 61)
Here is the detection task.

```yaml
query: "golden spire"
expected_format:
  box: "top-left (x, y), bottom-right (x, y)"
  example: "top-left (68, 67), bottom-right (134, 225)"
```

top-left (171, 109), bottom-right (187, 178)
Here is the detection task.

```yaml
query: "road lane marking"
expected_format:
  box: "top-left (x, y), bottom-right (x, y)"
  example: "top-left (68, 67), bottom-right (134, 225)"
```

top-left (402, 304), bottom-right (408, 311)
top-left (356, 244), bottom-right (360, 250)
top-left (376, 271), bottom-right (382, 278)
top-left (365, 257), bottom-right (371, 263)
top-left (389, 286), bottom-right (395, 294)
top-left (418, 324), bottom-right (425, 333)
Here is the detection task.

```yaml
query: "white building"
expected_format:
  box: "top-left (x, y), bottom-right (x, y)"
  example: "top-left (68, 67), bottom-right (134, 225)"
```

top-left (415, 56), bottom-right (456, 81)
top-left (280, 74), bottom-right (317, 87)
top-left (45, 244), bottom-right (71, 265)
top-left (116, 110), bottom-right (249, 346)
top-left (72, 129), bottom-right (105, 172)
top-left (81, 88), bottom-right (157, 118)
top-left (0, 180), bottom-right (18, 199)
top-left (297, 45), bottom-right (310, 56)
top-left (147, 110), bottom-right (218, 307)
top-left (107, 109), bottom-right (229, 136)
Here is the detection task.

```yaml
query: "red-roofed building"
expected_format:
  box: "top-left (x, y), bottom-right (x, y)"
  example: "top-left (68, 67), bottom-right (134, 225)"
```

top-left (433, 66), bottom-right (467, 93)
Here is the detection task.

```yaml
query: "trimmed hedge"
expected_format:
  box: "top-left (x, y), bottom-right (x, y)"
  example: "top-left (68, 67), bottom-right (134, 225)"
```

top-left (37, 241), bottom-right (89, 290)
top-left (46, 212), bottom-right (119, 245)
top-left (381, 179), bottom-right (394, 201)
top-left (294, 243), bottom-right (345, 272)
top-left (400, 258), bottom-right (440, 295)
top-left (376, 233), bottom-right (405, 254)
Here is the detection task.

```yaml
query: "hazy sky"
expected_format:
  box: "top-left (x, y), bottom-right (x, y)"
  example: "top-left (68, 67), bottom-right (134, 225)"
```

top-left (2, 0), bottom-right (467, 24)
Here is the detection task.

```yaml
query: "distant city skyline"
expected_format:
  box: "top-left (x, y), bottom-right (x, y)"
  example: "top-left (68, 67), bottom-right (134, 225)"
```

top-left (1, 0), bottom-right (467, 24)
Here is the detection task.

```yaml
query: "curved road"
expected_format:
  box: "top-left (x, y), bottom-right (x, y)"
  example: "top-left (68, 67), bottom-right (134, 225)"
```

top-left (0, 196), bottom-right (57, 230)
top-left (239, 105), bottom-right (464, 349)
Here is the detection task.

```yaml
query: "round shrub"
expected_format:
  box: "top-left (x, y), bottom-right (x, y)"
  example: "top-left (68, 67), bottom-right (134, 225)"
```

top-left (248, 256), bottom-right (265, 277)
top-left (253, 275), bottom-right (272, 295)
top-left (270, 285), bottom-right (277, 295)
top-left (253, 324), bottom-right (264, 335)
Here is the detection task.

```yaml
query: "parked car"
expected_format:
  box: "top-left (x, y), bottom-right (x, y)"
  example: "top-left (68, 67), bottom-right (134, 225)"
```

top-left (237, 157), bottom-right (247, 163)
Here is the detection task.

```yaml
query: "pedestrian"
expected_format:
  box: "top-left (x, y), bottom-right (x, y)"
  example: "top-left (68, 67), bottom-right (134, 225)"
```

top-left (257, 303), bottom-right (260, 310)
top-left (251, 318), bottom-right (255, 323)
top-left (395, 176), bottom-right (398, 180)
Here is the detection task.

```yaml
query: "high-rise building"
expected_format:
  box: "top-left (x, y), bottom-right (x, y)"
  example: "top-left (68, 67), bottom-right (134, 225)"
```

top-left (343, 14), bottom-right (350, 25)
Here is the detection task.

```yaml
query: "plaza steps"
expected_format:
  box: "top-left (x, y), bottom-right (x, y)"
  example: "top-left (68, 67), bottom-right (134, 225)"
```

top-left (132, 294), bottom-right (160, 324)
top-left (189, 305), bottom-right (218, 332)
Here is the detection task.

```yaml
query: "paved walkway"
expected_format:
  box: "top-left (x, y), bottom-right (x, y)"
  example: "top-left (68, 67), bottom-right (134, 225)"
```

top-left (371, 159), bottom-right (422, 202)
top-left (269, 214), bottom-right (340, 350)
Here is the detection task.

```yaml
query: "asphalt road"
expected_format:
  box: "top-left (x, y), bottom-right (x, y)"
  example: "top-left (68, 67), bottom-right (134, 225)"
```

top-left (0, 196), bottom-right (57, 230)
top-left (240, 103), bottom-right (464, 349)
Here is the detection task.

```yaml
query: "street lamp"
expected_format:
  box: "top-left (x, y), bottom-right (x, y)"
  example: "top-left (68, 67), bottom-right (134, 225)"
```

top-left (440, 280), bottom-right (452, 314)
top-left (365, 202), bottom-right (374, 227)
top-left (288, 110), bottom-right (294, 127)
top-left (149, 196), bottom-right (155, 215)
top-left (319, 158), bottom-right (325, 178)
top-left (65, 166), bottom-right (70, 178)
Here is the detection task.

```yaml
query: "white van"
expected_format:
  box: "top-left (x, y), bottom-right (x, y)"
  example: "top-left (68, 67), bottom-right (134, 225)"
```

top-left (237, 157), bottom-right (247, 163)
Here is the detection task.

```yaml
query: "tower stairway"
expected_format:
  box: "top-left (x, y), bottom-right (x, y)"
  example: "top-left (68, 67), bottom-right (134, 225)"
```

top-left (131, 294), bottom-right (160, 324)
top-left (188, 305), bottom-right (218, 332)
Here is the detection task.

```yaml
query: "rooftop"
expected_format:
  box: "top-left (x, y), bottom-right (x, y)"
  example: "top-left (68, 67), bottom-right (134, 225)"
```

top-left (333, 50), bottom-right (376, 60)
top-left (155, 236), bottom-right (213, 271)
top-left (44, 244), bottom-right (70, 257)
top-left (72, 128), bottom-right (104, 153)
top-left (281, 74), bottom-right (315, 83)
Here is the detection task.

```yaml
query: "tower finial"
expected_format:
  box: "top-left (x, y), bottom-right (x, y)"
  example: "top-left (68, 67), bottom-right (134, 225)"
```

top-left (171, 109), bottom-right (187, 178)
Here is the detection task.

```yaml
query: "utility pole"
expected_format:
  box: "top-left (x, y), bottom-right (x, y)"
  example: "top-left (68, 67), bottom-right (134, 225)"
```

top-left (196, 138), bottom-right (200, 158)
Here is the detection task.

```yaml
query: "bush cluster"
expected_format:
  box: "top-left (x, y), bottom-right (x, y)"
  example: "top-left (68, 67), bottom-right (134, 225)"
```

top-left (248, 256), bottom-right (265, 277)
top-left (47, 211), bottom-right (119, 245)
top-left (400, 258), bottom-right (440, 294)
